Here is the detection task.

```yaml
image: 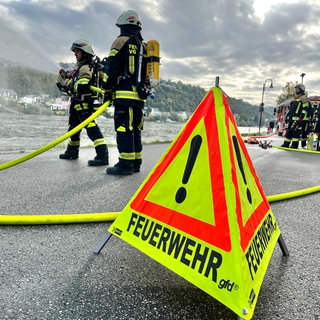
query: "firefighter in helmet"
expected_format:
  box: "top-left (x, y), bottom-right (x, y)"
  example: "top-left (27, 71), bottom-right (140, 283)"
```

top-left (281, 83), bottom-right (310, 149)
top-left (102, 9), bottom-right (146, 175)
top-left (58, 39), bottom-right (109, 165)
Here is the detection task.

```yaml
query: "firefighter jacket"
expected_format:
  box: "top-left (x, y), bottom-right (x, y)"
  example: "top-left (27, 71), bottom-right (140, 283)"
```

top-left (102, 28), bottom-right (145, 108)
top-left (285, 94), bottom-right (310, 122)
top-left (69, 60), bottom-right (95, 110)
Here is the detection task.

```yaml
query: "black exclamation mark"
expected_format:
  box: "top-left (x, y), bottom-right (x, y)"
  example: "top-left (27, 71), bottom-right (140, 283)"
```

top-left (232, 136), bottom-right (252, 204)
top-left (175, 135), bottom-right (202, 204)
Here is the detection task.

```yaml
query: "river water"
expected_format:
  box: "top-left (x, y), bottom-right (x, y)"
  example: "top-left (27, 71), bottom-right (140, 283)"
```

top-left (0, 112), bottom-right (259, 153)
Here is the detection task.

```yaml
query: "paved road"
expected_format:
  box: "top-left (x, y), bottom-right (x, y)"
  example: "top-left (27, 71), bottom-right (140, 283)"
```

top-left (0, 137), bottom-right (319, 320)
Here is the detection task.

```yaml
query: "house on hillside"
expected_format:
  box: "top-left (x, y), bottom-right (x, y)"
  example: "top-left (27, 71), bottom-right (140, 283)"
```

top-left (177, 111), bottom-right (188, 121)
top-left (148, 108), bottom-right (162, 119)
top-left (47, 96), bottom-right (70, 111)
top-left (0, 88), bottom-right (18, 100)
top-left (19, 95), bottom-right (42, 104)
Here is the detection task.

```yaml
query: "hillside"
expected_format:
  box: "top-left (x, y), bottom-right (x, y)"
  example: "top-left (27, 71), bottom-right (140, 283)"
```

top-left (0, 62), bottom-right (272, 126)
top-left (0, 62), bottom-right (59, 97)
top-left (146, 80), bottom-right (272, 126)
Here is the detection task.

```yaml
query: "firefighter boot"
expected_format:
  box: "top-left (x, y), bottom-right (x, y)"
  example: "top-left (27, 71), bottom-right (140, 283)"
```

top-left (106, 159), bottom-right (133, 175)
top-left (281, 141), bottom-right (290, 148)
top-left (59, 145), bottom-right (79, 160)
top-left (88, 145), bottom-right (109, 166)
top-left (301, 141), bottom-right (307, 149)
top-left (133, 159), bottom-right (142, 173)
top-left (290, 141), bottom-right (299, 149)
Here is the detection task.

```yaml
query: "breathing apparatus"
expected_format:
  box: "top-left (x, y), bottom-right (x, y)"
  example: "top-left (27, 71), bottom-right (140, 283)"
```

top-left (88, 55), bottom-right (108, 89)
top-left (145, 39), bottom-right (160, 89)
top-left (136, 39), bottom-right (160, 99)
top-left (116, 10), bottom-right (161, 98)
top-left (56, 54), bottom-right (108, 96)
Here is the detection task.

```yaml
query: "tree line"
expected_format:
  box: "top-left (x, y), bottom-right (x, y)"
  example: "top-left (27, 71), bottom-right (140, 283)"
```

top-left (0, 62), bottom-right (274, 126)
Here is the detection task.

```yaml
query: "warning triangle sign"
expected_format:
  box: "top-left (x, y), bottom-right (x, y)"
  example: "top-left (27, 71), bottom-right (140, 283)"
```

top-left (109, 87), bottom-right (281, 320)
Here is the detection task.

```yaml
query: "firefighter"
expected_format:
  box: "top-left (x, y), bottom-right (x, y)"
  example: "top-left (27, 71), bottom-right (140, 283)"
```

top-left (308, 103), bottom-right (320, 150)
top-left (102, 10), bottom-right (146, 175)
top-left (300, 97), bottom-right (313, 149)
top-left (311, 103), bottom-right (320, 134)
top-left (281, 83), bottom-right (310, 149)
top-left (58, 39), bottom-right (109, 166)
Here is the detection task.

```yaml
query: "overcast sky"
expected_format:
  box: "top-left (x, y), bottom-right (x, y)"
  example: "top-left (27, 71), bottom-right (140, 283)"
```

top-left (1, 0), bottom-right (320, 106)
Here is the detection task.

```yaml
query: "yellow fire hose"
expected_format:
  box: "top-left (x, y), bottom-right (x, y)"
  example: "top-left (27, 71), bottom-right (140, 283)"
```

top-left (0, 86), bottom-right (110, 171)
top-left (272, 145), bottom-right (320, 154)
top-left (0, 86), bottom-right (118, 225)
top-left (0, 212), bottom-right (121, 225)
top-left (266, 185), bottom-right (320, 202)
top-left (1, 186), bottom-right (320, 225)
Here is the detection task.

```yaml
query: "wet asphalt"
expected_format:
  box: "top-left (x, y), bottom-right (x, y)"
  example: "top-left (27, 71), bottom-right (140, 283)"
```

top-left (0, 137), bottom-right (319, 320)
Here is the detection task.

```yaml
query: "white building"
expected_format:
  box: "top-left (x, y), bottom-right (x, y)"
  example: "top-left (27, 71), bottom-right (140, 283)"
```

top-left (149, 108), bottom-right (162, 118)
top-left (49, 97), bottom-right (70, 111)
top-left (0, 88), bottom-right (18, 100)
top-left (19, 95), bottom-right (41, 104)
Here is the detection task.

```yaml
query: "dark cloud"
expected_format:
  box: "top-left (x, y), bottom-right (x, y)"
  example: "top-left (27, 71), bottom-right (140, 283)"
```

top-left (0, 0), bottom-right (319, 104)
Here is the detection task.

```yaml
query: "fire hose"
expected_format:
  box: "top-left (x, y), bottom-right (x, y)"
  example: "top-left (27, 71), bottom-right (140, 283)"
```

top-left (0, 86), bottom-right (110, 171)
top-left (1, 187), bottom-right (320, 225)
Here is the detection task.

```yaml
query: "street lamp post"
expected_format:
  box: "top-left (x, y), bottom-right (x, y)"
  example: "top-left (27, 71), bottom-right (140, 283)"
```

top-left (300, 73), bottom-right (306, 83)
top-left (259, 78), bottom-right (273, 134)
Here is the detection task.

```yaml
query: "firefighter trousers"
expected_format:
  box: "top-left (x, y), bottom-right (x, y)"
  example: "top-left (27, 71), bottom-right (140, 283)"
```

top-left (113, 102), bottom-right (144, 163)
top-left (300, 121), bottom-right (310, 147)
top-left (283, 121), bottom-right (301, 148)
top-left (67, 106), bottom-right (108, 155)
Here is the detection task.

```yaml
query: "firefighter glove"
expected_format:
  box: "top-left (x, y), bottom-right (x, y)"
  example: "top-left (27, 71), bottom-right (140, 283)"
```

top-left (59, 69), bottom-right (67, 80)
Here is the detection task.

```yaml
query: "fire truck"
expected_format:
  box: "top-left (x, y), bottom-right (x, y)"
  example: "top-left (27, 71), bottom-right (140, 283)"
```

top-left (274, 96), bottom-right (320, 136)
